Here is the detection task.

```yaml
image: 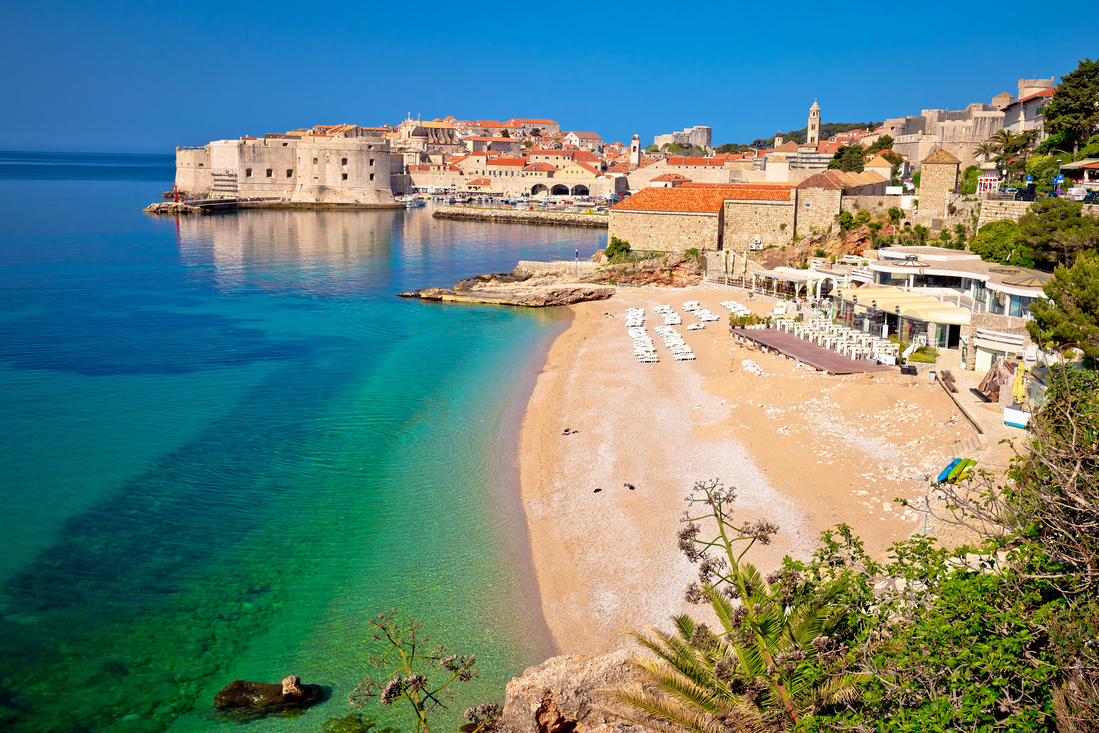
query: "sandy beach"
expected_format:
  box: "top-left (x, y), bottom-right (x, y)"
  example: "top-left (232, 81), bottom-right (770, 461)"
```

top-left (518, 289), bottom-right (980, 655)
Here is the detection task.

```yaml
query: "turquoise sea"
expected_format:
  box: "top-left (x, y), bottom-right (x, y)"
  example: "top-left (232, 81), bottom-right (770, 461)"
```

top-left (0, 153), bottom-right (606, 733)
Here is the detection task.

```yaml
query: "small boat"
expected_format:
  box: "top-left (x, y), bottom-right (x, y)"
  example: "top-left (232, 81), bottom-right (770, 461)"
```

top-left (405, 199), bottom-right (426, 208)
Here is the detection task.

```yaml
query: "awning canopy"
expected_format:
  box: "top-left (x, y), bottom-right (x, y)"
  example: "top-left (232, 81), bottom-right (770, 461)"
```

top-left (1059, 158), bottom-right (1099, 170)
top-left (835, 286), bottom-right (971, 325)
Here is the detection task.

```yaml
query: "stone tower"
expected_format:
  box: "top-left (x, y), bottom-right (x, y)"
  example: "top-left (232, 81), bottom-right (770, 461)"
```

top-left (918, 147), bottom-right (961, 220)
top-left (630, 134), bottom-right (641, 167)
top-left (774, 131), bottom-right (784, 147)
top-left (807, 100), bottom-right (821, 146)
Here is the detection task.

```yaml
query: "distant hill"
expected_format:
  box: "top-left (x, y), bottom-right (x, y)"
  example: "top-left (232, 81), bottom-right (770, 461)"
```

top-left (716, 122), bottom-right (878, 151)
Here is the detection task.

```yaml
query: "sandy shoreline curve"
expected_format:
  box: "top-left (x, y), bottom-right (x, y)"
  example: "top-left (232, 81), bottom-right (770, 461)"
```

top-left (518, 289), bottom-right (979, 655)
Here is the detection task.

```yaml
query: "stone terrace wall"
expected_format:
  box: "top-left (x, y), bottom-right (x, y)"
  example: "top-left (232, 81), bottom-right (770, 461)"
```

top-left (977, 200), bottom-right (1032, 229)
top-left (721, 199), bottom-right (795, 253)
top-left (977, 199), bottom-right (1099, 229)
top-left (433, 207), bottom-right (609, 228)
top-left (840, 196), bottom-right (894, 216)
top-left (608, 210), bottom-right (719, 253)
top-left (918, 162), bottom-right (959, 221)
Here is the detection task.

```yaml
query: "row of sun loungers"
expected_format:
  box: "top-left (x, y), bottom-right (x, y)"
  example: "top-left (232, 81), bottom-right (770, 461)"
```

top-left (653, 305), bottom-right (682, 326)
top-left (775, 317), bottom-right (900, 362)
top-left (654, 325), bottom-right (696, 361)
top-left (720, 300), bottom-right (752, 317)
top-left (683, 301), bottom-right (720, 323)
top-left (625, 308), bottom-right (659, 362)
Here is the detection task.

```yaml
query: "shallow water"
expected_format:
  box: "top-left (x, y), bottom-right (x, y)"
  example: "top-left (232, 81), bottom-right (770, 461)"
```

top-left (0, 158), bottom-right (606, 733)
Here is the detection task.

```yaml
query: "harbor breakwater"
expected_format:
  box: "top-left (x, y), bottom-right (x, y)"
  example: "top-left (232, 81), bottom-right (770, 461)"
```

top-left (433, 206), bottom-right (609, 228)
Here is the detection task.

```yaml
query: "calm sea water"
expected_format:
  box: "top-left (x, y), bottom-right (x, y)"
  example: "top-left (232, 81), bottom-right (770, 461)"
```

top-left (0, 153), bottom-right (606, 733)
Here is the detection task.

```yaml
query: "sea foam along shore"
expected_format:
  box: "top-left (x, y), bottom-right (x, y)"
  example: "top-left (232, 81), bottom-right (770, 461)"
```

top-left (517, 289), bottom-right (981, 655)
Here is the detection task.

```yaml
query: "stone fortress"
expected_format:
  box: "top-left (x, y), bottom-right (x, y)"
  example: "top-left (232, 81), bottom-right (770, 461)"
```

top-left (884, 77), bottom-right (1056, 169)
top-left (653, 125), bottom-right (713, 151)
top-left (175, 125), bottom-right (395, 205)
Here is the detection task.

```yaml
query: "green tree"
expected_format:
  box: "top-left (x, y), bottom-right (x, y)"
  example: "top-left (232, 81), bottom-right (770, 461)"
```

top-left (973, 141), bottom-right (997, 165)
top-left (529, 128), bottom-right (542, 137)
top-left (912, 171), bottom-right (921, 188)
top-left (499, 129), bottom-right (510, 138)
top-left (1043, 57), bottom-right (1099, 156)
top-left (969, 220), bottom-right (1033, 266)
top-left (1026, 154), bottom-right (1061, 188)
top-left (887, 207), bottom-right (903, 224)
top-left (1027, 252), bottom-right (1099, 364)
top-left (960, 164), bottom-right (981, 194)
top-left (1018, 198), bottom-right (1099, 267)
top-left (828, 146), bottom-right (865, 173)
top-left (605, 236), bottom-right (631, 263)
top-left (865, 135), bottom-right (894, 155)
top-left (1077, 133), bottom-right (1099, 159)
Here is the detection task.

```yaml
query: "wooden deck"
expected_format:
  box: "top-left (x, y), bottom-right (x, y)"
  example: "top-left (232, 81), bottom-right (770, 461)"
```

top-left (733, 327), bottom-right (896, 375)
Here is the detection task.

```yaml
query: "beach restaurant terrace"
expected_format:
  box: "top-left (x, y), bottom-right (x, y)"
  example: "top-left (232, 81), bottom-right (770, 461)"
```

top-left (832, 285), bottom-right (971, 349)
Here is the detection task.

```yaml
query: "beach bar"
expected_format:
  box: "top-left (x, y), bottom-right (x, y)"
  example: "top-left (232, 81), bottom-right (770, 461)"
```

top-left (832, 285), bottom-right (971, 349)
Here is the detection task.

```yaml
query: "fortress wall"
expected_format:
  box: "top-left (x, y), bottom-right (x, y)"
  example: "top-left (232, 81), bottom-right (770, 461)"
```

top-left (840, 196), bottom-right (895, 215)
top-left (175, 147), bottom-right (211, 193)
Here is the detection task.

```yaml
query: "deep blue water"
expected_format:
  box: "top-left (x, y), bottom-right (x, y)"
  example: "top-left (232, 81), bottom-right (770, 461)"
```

top-left (0, 154), bottom-right (606, 733)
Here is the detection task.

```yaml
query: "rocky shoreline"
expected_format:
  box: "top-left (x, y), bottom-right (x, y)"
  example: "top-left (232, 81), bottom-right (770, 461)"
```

top-left (432, 206), bottom-right (610, 228)
top-left (398, 254), bottom-right (705, 307)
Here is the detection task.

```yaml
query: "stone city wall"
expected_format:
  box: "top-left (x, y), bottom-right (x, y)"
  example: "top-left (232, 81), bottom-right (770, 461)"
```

top-left (977, 199), bottom-right (1099, 229)
top-left (720, 199), bottom-right (796, 254)
top-left (608, 210), bottom-right (719, 253)
top-left (434, 207), bottom-right (609, 228)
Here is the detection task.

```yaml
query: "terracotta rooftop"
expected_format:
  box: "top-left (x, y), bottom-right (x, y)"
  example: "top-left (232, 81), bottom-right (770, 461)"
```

top-left (651, 173), bottom-right (691, 181)
top-left (467, 178), bottom-right (492, 186)
top-left (612, 185), bottom-right (791, 214)
top-left (667, 157), bottom-right (724, 166)
top-left (769, 141), bottom-right (800, 154)
top-left (796, 172), bottom-right (845, 190)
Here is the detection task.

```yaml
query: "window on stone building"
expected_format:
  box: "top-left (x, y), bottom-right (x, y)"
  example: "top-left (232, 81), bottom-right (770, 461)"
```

top-left (342, 158), bottom-right (348, 165)
top-left (266, 169), bottom-right (273, 178)
top-left (286, 169), bottom-right (293, 177)
top-left (804, 202), bottom-right (811, 208)
top-left (313, 158), bottom-right (318, 165)
top-left (370, 174), bottom-right (375, 181)
top-left (369, 159), bottom-right (374, 166)
top-left (283, 143), bottom-right (288, 147)
top-left (245, 168), bottom-right (253, 177)
top-left (342, 173), bottom-right (348, 180)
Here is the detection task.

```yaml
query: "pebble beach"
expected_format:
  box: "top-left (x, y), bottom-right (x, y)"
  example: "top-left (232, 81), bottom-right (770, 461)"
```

top-left (518, 289), bottom-right (981, 655)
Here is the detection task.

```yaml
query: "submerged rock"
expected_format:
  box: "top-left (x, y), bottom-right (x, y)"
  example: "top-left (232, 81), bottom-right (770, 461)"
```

top-left (213, 677), bottom-right (323, 718)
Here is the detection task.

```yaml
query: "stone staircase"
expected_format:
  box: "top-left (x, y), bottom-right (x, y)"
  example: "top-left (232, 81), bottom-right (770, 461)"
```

top-left (210, 171), bottom-right (239, 200)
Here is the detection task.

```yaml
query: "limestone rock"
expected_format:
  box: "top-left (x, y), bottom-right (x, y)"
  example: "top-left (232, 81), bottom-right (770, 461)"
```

top-left (143, 202), bottom-right (203, 215)
top-left (498, 650), bottom-right (643, 733)
top-left (213, 678), bottom-right (323, 718)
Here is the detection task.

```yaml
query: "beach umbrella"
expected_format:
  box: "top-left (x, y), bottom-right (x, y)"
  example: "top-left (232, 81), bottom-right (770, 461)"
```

top-left (1003, 273), bottom-right (1049, 288)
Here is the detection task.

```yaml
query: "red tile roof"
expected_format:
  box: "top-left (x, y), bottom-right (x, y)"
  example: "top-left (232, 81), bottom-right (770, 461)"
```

top-left (467, 178), bottom-right (492, 186)
top-left (523, 163), bottom-right (557, 171)
top-left (612, 185), bottom-right (791, 214)
top-left (487, 158), bottom-right (528, 166)
top-left (796, 172), bottom-right (845, 190)
top-left (507, 118), bottom-right (559, 124)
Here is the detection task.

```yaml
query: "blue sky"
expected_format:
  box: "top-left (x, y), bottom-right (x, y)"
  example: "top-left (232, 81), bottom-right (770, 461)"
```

top-left (2, 1), bottom-right (1096, 153)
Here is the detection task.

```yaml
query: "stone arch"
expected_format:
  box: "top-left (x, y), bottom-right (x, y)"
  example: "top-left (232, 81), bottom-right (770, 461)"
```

top-left (531, 184), bottom-right (549, 196)
top-left (551, 184), bottom-right (570, 196)
top-left (571, 184), bottom-right (590, 195)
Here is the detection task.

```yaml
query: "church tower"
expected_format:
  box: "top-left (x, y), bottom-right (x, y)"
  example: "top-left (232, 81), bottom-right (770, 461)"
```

top-left (774, 131), bottom-right (784, 147)
top-left (630, 134), bottom-right (641, 167)
top-left (807, 100), bottom-right (821, 146)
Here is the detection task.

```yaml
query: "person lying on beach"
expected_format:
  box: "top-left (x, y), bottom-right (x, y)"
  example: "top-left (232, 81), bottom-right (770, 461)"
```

top-left (623, 483), bottom-right (635, 490)
top-left (561, 428), bottom-right (580, 436)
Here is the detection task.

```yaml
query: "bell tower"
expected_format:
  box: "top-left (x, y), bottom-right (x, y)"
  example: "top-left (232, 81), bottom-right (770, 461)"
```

top-left (630, 134), bottom-right (641, 167)
top-left (774, 131), bottom-right (784, 147)
top-left (807, 100), bottom-right (821, 146)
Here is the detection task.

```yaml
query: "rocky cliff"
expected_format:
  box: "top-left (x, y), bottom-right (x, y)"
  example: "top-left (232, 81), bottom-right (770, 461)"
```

top-left (498, 651), bottom-right (642, 733)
